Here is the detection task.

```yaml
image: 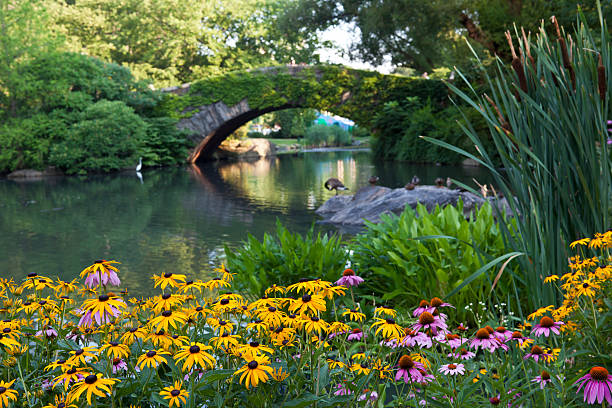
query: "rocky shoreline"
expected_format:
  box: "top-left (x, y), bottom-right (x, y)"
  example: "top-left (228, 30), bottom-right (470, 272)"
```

top-left (316, 185), bottom-right (512, 226)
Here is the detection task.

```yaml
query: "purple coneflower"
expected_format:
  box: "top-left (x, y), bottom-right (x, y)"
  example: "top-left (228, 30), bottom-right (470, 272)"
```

top-left (492, 326), bottom-right (512, 341)
top-left (441, 333), bottom-right (468, 349)
top-left (358, 390), bottom-right (378, 401)
top-left (333, 382), bottom-right (352, 396)
top-left (531, 316), bottom-right (564, 337)
top-left (347, 328), bottom-right (364, 341)
top-left (470, 328), bottom-right (501, 353)
top-left (395, 355), bottom-right (426, 383)
top-left (335, 269), bottom-right (364, 287)
top-left (401, 329), bottom-right (432, 348)
top-left (523, 345), bottom-right (551, 362)
top-left (36, 326), bottom-right (58, 339)
top-left (531, 370), bottom-right (552, 389)
top-left (438, 363), bottom-right (465, 376)
top-left (112, 358), bottom-right (128, 373)
top-left (84, 268), bottom-right (121, 288)
top-left (575, 366), bottom-right (612, 405)
top-left (448, 347), bottom-right (476, 360)
top-left (412, 299), bottom-right (430, 317)
top-left (412, 312), bottom-right (447, 335)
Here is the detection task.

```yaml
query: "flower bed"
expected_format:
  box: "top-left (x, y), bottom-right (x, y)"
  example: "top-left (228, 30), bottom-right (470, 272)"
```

top-left (0, 233), bottom-right (609, 407)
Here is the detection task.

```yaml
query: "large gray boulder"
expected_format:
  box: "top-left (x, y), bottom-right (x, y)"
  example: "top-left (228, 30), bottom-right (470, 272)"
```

top-left (212, 138), bottom-right (276, 160)
top-left (316, 185), bottom-right (510, 225)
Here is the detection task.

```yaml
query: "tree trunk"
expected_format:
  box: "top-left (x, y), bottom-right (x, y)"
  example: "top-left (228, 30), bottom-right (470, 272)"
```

top-left (459, 12), bottom-right (497, 56)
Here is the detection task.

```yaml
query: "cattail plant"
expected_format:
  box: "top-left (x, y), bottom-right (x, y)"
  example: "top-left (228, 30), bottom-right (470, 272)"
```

top-left (423, 4), bottom-right (611, 311)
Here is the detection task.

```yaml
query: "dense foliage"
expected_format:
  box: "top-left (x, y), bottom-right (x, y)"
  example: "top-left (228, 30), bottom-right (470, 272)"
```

top-left (425, 12), bottom-right (612, 310)
top-left (304, 124), bottom-right (352, 147)
top-left (0, 233), bottom-right (609, 406)
top-left (225, 222), bottom-right (349, 297)
top-left (0, 52), bottom-right (191, 174)
top-left (350, 202), bottom-right (520, 323)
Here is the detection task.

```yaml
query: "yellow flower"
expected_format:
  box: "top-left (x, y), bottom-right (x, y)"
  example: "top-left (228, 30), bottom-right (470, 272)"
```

top-left (374, 306), bottom-right (397, 318)
top-left (286, 279), bottom-right (321, 294)
top-left (160, 381), bottom-right (189, 408)
top-left (136, 350), bottom-right (170, 370)
top-left (67, 374), bottom-right (116, 405)
top-left (152, 273), bottom-right (186, 290)
top-left (300, 315), bottom-right (329, 336)
top-left (327, 358), bottom-right (346, 369)
top-left (215, 264), bottom-right (235, 282)
top-left (0, 380), bottom-right (18, 407)
top-left (569, 238), bottom-right (590, 248)
top-left (318, 284), bottom-right (346, 300)
top-left (256, 306), bottom-right (285, 328)
top-left (543, 275), bottom-right (559, 283)
top-left (527, 305), bottom-right (554, 321)
top-left (54, 279), bottom-right (79, 295)
top-left (288, 293), bottom-right (326, 315)
top-left (67, 346), bottom-right (98, 367)
top-left (80, 294), bottom-right (126, 325)
top-left (342, 308), bottom-right (365, 322)
top-left (209, 333), bottom-right (241, 350)
top-left (271, 366), bottom-right (289, 381)
top-left (120, 326), bottom-right (147, 346)
top-left (207, 318), bottom-right (235, 335)
top-left (174, 343), bottom-right (216, 372)
top-left (43, 394), bottom-right (76, 408)
top-left (202, 278), bottom-right (231, 291)
top-left (53, 367), bottom-right (91, 391)
top-left (149, 310), bottom-right (187, 332)
top-left (152, 293), bottom-right (184, 314)
top-left (264, 285), bottom-right (286, 296)
top-left (234, 355), bottom-right (273, 389)
top-left (100, 341), bottom-right (130, 360)
top-left (350, 361), bottom-right (371, 375)
top-left (238, 341), bottom-right (274, 359)
top-left (148, 330), bottom-right (174, 349)
top-left (371, 317), bottom-right (403, 340)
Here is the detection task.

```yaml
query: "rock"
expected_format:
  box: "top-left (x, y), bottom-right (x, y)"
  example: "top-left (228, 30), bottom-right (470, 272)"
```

top-left (212, 138), bottom-right (276, 160)
top-left (7, 167), bottom-right (62, 180)
top-left (316, 185), bottom-right (511, 226)
top-left (461, 158), bottom-right (480, 167)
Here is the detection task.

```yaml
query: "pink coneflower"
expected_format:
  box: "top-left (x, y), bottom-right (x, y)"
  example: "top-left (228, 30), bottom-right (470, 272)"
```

top-left (438, 363), bottom-right (465, 376)
top-left (412, 299), bottom-right (430, 317)
top-left (448, 347), bottom-right (476, 360)
top-left (358, 390), bottom-right (378, 401)
top-left (333, 382), bottom-right (352, 396)
top-left (470, 328), bottom-right (501, 353)
top-left (395, 355), bottom-right (426, 383)
top-left (335, 269), bottom-right (364, 287)
top-left (489, 395), bottom-right (501, 405)
top-left (575, 366), bottom-right (612, 405)
top-left (401, 329), bottom-right (432, 348)
top-left (112, 358), bottom-right (128, 373)
top-left (347, 328), bottom-right (364, 341)
top-left (531, 370), bottom-right (552, 389)
top-left (429, 297), bottom-right (454, 310)
top-left (183, 369), bottom-right (205, 382)
top-left (36, 327), bottom-right (58, 339)
top-left (412, 312), bottom-right (447, 335)
top-left (523, 345), bottom-right (551, 362)
top-left (492, 326), bottom-right (512, 341)
top-left (509, 331), bottom-right (531, 347)
top-left (531, 316), bottom-right (564, 337)
top-left (441, 333), bottom-right (468, 349)
top-left (84, 266), bottom-right (121, 288)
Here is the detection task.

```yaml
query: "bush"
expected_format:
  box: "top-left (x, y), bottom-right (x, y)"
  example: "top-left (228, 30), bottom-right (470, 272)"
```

top-left (350, 201), bottom-right (520, 323)
top-left (49, 100), bottom-right (146, 174)
top-left (226, 221), bottom-right (348, 297)
top-left (305, 124), bottom-right (352, 147)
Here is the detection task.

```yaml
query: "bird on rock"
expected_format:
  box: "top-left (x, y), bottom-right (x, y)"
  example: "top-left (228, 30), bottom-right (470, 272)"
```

top-left (368, 176), bottom-right (380, 185)
top-left (404, 182), bottom-right (415, 190)
top-left (435, 177), bottom-right (445, 188)
top-left (324, 178), bottom-right (348, 195)
top-left (411, 175), bottom-right (420, 186)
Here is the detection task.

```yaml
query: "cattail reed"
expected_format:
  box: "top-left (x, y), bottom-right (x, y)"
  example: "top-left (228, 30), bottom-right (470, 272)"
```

top-left (552, 16), bottom-right (575, 90)
top-left (598, 54), bottom-right (606, 103)
top-left (506, 31), bottom-right (528, 94)
top-left (484, 94), bottom-right (512, 136)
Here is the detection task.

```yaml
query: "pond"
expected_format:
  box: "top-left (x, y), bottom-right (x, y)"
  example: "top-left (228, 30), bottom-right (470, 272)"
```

top-left (0, 150), bottom-right (494, 296)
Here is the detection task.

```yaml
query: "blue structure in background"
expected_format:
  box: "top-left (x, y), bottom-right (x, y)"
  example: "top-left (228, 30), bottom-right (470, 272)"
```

top-left (314, 112), bottom-right (354, 132)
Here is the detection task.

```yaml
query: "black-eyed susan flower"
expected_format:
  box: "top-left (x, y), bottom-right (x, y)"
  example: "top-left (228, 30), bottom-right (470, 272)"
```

top-left (79, 294), bottom-right (126, 326)
top-left (80, 260), bottom-right (121, 288)
top-left (52, 367), bottom-right (90, 391)
top-left (342, 308), bottom-right (365, 322)
top-left (54, 279), bottom-right (78, 295)
top-left (174, 342), bottom-right (216, 372)
top-left (45, 359), bottom-right (71, 372)
top-left (246, 319), bottom-right (268, 335)
top-left (238, 341), bottom-right (274, 359)
top-left (160, 381), bottom-right (189, 407)
top-left (234, 355), bottom-right (273, 389)
top-left (286, 278), bottom-right (321, 294)
top-left (202, 278), bottom-right (230, 291)
top-left (574, 279), bottom-right (600, 298)
top-left (67, 346), bottom-right (98, 366)
top-left (149, 310), bottom-right (187, 332)
top-left (136, 349), bottom-right (170, 370)
top-left (256, 306), bottom-right (285, 328)
top-left (302, 315), bottom-right (329, 336)
top-left (177, 280), bottom-right (203, 294)
top-left (264, 284), bottom-right (286, 296)
top-left (207, 318), bottom-right (235, 335)
top-left (0, 380), bottom-right (18, 407)
top-left (543, 275), bottom-right (559, 283)
top-left (371, 317), bottom-right (403, 340)
top-left (210, 333), bottom-right (241, 350)
top-left (42, 394), bottom-right (76, 408)
top-left (350, 361), bottom-right (371, 375)
top-left (288, 293), bottom-right (326, 315)
top-left (374, 306), bottom-right (397, 318)
top-left (152, 273), bottom-right (186, 290)
top-left (67, 373), bottom-right (116, 405)
top-left (152, 293), bottom-right (184, 314)
top-left (148, 330), bottom-right (174, 349)
top-left (215, 264), bottom-right (235, 282)
top-left (100, 341), bottom-right (130, 359)
top-left (120, 326), bottom-right (147, 345)
top-left (327, 358), bottom-right (346, 369)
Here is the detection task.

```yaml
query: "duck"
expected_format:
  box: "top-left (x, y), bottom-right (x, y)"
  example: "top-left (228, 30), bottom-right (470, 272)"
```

top-left (368, 176), bottom-right (380, 185)
top-left (324, 178), bottom-right (348, 195)
top-left (404, 183), bottom-right (415, 190)
top-left (446, 177), bottom-right (453, 189)
top-left (411, 175), bottom-right (420, 186)
top-left (435, 177), bottom-right (445, 188)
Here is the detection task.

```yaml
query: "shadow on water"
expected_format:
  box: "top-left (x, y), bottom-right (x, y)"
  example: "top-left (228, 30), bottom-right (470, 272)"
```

top-left (0, 150), bottom-right (494, 296)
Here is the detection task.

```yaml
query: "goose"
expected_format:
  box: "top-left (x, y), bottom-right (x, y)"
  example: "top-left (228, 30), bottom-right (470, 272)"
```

top-left (324, 178), bottom-right (348, 195)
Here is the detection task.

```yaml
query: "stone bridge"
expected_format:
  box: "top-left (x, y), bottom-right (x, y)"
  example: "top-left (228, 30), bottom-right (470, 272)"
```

top-left (159, 65), bottom-right (446, 162)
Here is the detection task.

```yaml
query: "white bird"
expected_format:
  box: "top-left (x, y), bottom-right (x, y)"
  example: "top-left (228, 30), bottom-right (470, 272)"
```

top-left (136, 157), bottom-right (142, 172)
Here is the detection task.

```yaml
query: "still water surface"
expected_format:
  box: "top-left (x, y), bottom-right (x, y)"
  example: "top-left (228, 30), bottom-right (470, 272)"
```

top-left (0, 150), bottom-right (492, 295)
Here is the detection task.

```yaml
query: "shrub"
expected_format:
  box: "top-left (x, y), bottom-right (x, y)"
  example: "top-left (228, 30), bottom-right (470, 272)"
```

top-left (226, 221), bottom-right (348, 297)
top-left (305, 124), bottom-right (352, 147)
top-left (350, 201), bottom-right (520, 323)
top-left (49, 100), bottom-right (146, 174)
top-left (424, 15), bottom-right (612, 310)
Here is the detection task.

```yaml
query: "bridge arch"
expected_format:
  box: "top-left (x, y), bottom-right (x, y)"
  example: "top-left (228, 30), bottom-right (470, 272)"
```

top-left (159, 65), bottom-right (447, 162)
